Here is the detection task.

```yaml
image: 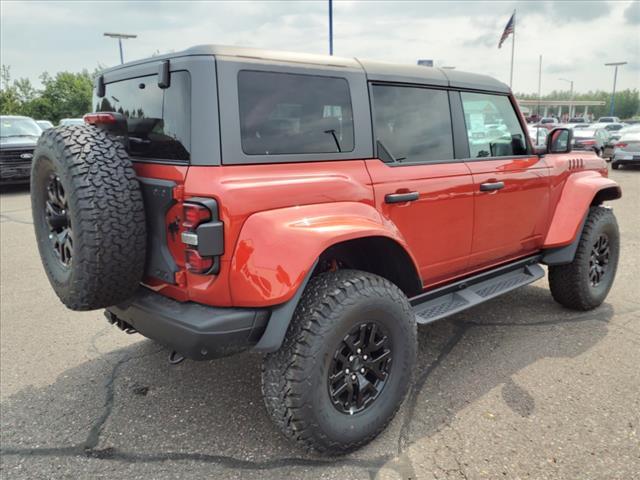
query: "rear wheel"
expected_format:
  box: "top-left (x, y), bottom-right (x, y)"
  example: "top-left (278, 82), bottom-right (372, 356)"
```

top-left (611, 162), bottom-right (620, 170)
top-left (262, 270), bottom-right (416, 454)
top-left (549, 206), bottom-right (619, 310)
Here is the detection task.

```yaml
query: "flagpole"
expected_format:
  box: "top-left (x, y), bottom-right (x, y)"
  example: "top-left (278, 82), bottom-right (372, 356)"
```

top-left (509, 10), bottom-right (515, 88)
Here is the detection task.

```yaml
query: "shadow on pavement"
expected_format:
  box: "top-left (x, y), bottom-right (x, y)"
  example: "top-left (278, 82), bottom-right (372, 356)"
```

top-left (0, 284), bottom-right (615, 478)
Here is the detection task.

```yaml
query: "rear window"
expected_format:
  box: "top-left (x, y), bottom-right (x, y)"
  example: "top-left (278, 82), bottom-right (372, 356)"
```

top-left (94, 71), bottom-right (191, 162)
top-left (238, 70), bottom-right (354, 155)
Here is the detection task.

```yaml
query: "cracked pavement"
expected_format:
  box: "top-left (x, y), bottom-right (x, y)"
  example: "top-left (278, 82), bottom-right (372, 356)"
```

top-left (1, 168), bottom-right (639, 479)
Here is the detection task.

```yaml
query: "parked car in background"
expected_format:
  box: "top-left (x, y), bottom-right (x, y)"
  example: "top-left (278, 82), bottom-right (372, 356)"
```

top-left (59, 118), bottom-right (85, 126)
top-left (0, 115), bottom-right (42, 184)
top-left (597, 116), bottom-right (621, 123)
top-left (568, 117), bottom-right (589, 124)
top-left (36, 120), bottom-right (54, 131)
top-left (572, 127), bottom-right (610, 157)
top-left (611, 125), bottom-right (640, 170)
top-left (536, 117), bottom-right (560, 130)
top-left (527, 125), bottom-right (548, 147)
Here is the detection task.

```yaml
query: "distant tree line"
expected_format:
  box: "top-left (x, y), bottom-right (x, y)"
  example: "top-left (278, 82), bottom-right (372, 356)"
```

top-left (0, 65), bottom-right (95, 124)
top-left (1, 64), bottom-right (638, 123)
top-left (516, 89), bottom-right (640, 120)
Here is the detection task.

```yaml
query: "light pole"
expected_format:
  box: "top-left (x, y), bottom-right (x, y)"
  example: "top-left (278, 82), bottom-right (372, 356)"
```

top-left (559, 78), bottom-right (573, 118)
top-left (604, 62), bottom-right (627, 116)
top-left (103, 32), bottom-right (137, 64)
top-left (328, 0), bottom-right (333, 55)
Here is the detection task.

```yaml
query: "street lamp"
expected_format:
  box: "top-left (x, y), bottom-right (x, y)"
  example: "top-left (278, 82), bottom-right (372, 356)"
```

top-left (103, 32), bottom-right (137, 64)
top-left (559, 78), bottom-right (574, 118)
top-left (604, 62), bottom-right (627, 116)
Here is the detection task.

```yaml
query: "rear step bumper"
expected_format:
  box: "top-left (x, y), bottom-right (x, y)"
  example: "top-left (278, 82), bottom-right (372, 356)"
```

top-left (106, 288), bottom-right (270, 360)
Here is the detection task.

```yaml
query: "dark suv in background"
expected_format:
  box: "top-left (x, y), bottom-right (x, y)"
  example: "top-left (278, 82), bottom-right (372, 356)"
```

top-left (1, 115), bottom-right (42, 184)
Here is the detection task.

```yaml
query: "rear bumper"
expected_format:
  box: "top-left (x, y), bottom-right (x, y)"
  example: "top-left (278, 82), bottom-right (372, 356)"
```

top-left (106, 288), bottom-right (270, 360)
top-left (612, 152), bottom-right (640, 165)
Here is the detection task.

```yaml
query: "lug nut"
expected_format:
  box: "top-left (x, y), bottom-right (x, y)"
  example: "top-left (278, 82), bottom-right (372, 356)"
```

top-left (349, 355), bottom-right (354, 361)
top-left (357, 348), bottom-right (362, 354)
top-left (360, 368), bottom-right (365, 373)
top-left (351, 374), bottom-right (357, 380)
top-left (363, 355), bottom-right (368, 360)
top-left (345, 368), bottom-right (350, 374)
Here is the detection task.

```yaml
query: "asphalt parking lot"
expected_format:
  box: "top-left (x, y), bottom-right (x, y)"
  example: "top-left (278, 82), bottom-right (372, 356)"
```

top-left (1, 169), bottom-right (639, 479)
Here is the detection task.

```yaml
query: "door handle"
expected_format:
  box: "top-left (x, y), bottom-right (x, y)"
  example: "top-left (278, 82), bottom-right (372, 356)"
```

top-left (479, 181), bottom-right (505, 192)
top-left (385, 191), bottom-right (420, 204)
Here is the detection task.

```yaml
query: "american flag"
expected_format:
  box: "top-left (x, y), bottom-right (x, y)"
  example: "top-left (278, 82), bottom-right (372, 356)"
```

top-left (498, 12), bottom-right (515, 49)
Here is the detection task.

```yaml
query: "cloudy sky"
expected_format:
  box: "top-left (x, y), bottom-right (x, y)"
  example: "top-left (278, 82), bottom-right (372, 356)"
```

top-left (1, 0), bottom-right (638, 94)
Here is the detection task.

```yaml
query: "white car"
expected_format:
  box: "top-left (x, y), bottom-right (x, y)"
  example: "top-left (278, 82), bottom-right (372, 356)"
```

top-left (611, 125), bottom-right (640, 170)
top-left (528, 126), bottom-right (548, 147)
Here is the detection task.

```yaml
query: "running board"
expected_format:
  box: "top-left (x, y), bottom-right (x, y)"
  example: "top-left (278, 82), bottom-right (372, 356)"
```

top-left (410, 256), bottom-right (545, 325)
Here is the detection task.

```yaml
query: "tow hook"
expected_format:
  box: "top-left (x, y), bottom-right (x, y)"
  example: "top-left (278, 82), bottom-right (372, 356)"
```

top-left (168, 351), bottom-right (185, 365)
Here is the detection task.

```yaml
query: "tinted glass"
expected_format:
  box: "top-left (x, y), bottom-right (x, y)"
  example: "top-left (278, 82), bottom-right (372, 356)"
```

top-left (371, 85), bottom-right (453, 163)
top-left (461, 92), bottom-right (528, 158)
top-left (95, 71), bottom-right (191, 161)
top-left (238, 71), bottom-right (354, 155)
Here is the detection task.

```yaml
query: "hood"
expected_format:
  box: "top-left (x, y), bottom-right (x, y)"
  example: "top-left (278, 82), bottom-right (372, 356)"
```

top-left (0, 136), bottom-right (39, 148)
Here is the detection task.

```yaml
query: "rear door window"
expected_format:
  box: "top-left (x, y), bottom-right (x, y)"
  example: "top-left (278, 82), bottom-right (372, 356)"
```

top-left (95, 71), bottom-right (191, 162)
top-left (238, 70), bottom-right (354, 155)
top-left (461, 92), bottom-right (528, 158)
top-left (371, 84), bottom-right (454, 164)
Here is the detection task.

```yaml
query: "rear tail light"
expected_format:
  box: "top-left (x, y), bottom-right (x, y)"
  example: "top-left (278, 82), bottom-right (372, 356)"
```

top-left (578, 139), bottom-right (596, 145)
top-left (615, 142), bottom-right (627, 148)
top-left (181, 200), bottom-right (223, 275)
top-left (83, 112), bottom-right (118, 125)
top-left (183, 203), bottom-right (210, 229)
top-left (185, 249), bottom-right (214, 274)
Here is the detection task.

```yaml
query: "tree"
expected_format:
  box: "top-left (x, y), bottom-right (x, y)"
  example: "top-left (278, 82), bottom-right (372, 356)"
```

top-left (0, 65), bottom-right (21, 115)
top-left (1, 65), bottom-right (94, 123)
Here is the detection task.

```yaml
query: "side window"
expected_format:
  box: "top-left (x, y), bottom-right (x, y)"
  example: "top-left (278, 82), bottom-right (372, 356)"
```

top-left (238, 71), bottom-right (354, 155)
top-left (371, 84), bottom-right (454, 163)
top-left (95, 71), bottom-right (191, 162)
top-left (460, 92), bottom-right (528, 158)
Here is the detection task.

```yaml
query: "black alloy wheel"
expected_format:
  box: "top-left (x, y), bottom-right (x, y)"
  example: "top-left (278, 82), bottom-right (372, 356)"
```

top-left (45, 174), bottom-right (73, 267)
top-left (589, 234), bottom-right (610, 287)
top-left (328, 322), bottom-right (392, 415)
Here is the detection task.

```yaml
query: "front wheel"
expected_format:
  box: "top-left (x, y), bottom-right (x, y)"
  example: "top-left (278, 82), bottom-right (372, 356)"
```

top-left (549, 206), bottom-right (619, 310)
top-left (262, 270), bottom-right (416, 454)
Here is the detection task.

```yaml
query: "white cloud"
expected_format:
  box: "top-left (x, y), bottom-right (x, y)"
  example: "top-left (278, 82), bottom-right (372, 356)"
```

top-left (1, 0), bottom-right (638, 94)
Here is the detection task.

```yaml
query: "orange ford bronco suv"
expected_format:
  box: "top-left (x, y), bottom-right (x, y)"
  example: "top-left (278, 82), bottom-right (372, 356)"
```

top-left (31, 45), bottom-right (621, 454)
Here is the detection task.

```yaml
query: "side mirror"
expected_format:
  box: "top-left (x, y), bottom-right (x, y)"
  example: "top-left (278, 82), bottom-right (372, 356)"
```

top-left (547, 128), bottom-right (573, 154)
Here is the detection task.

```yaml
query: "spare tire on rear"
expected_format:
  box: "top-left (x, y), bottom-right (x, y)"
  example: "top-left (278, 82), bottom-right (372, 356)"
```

top-left (31, 125), bottom-right (146, 311)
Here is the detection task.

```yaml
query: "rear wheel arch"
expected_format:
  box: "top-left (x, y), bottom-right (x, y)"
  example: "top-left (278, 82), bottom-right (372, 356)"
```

top-left (314, 236), bottom-right (422, 298)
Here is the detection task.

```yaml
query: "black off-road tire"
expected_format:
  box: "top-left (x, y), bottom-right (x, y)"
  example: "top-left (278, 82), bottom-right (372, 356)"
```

top-left (262, 270), bottom-right (417, 454)
top-left (611, 162), bottom-right (620, 170)
top-left (549, 206), bottom-right (619, 311)
top-left (31, 125), bottom-right (146, 311)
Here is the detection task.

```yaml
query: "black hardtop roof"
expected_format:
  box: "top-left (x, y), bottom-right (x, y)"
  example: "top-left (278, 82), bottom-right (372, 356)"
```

top-left (100, 44), bottom-right (510, 93)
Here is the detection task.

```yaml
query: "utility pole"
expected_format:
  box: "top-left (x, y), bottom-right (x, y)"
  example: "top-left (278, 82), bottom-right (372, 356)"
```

top-left (328, 0), bottom-right (333, 55)
top-left (537, 55), bottom-right (542, 117)
top-left (604, 62), bottom-right (627, 116)
top-left (510, 11), bottom-right (516, 88)
top-left (104, 32), bottom-right (137, 64)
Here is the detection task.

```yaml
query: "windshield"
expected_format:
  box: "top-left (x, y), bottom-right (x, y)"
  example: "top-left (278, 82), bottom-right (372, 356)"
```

top-left (0, 117), bottom-right (42, 138)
